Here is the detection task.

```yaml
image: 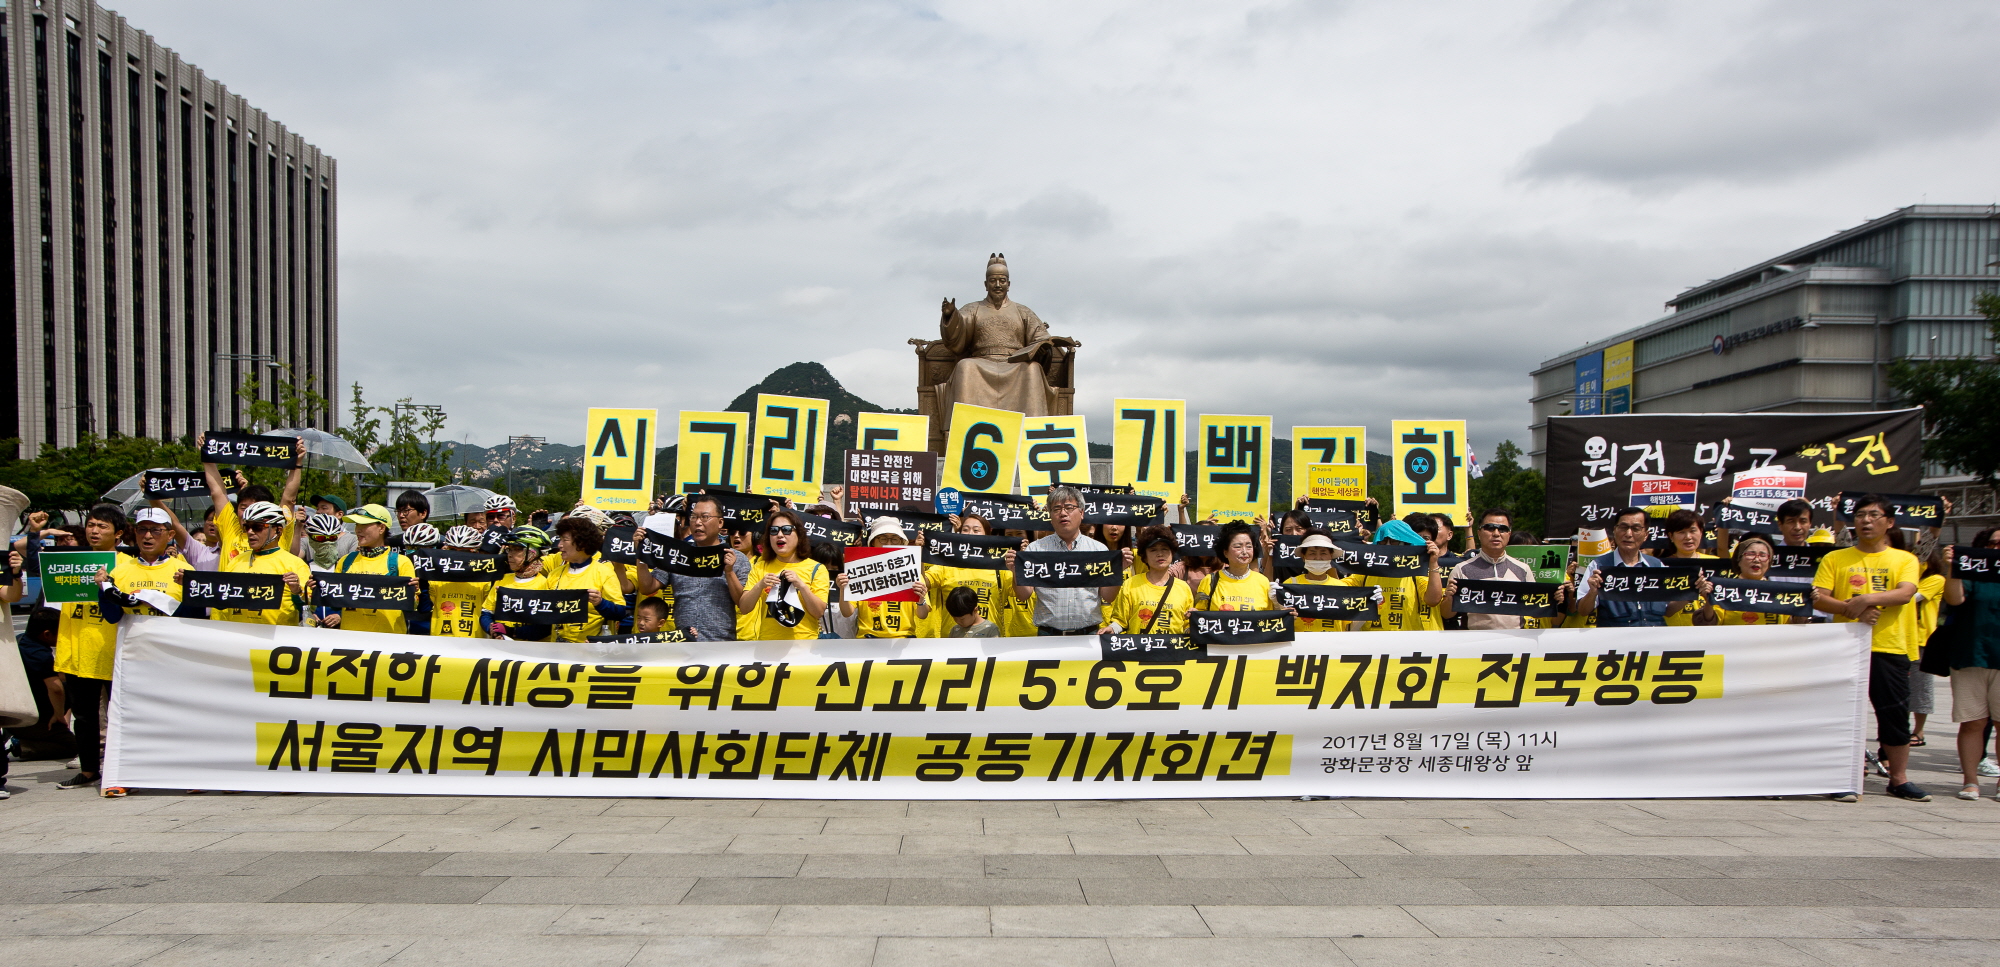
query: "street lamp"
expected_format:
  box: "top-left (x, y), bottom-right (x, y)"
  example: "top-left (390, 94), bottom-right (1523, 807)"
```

top-left (213, 353), bottom-right (281, 431)
top-left (507, 435), bottom-right (545, 496)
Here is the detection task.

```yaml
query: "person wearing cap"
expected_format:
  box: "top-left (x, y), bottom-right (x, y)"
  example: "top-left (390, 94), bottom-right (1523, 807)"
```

top-left (197, 500), bottom-right (314, 630)
top-left (738, 508), bottom-right (831, 640)
top-left (1443, 507), bottom-right (1566, 632)
top-left (399, 524), bottom-right (443, 635)
top-left (922, 512), bottom-right (1017, 639)
top-left (47, 505), bottom-right (132, 793)
top-left (83, 508), bottom-right (205, 796)
top-left (197, 432), bottom-right (306, 572)
top-left (1107, 525), bottom-right (1194, 635)
top-left (424, 526), bottom-right (499, 638)
top-left (483, 525), bottom-right (553, 641)
top-left (320, 504), bottom-right (416, 634)
top-left (1358, 518), bottom-right (1446, 632)
top-left (836, 516), bottom-right (932, 639)
top-left (1279, 530), bottom-right (1366, 633)
top-left (476, 494), bottom-right (519, 554)
top-left (303, 512), bottom-right (357, 570)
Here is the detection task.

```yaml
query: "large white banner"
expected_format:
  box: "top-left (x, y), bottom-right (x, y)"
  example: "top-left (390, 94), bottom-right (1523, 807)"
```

top-left (104, 617), bottom-right (1868, 799)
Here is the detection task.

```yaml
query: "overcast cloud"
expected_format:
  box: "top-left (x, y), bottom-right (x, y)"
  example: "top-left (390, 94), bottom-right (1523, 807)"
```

top-left (112, 0), bottom-right (2000, 456)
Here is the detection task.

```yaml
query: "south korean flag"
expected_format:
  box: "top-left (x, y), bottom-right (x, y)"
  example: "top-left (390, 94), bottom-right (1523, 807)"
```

top-left (765, 571), bottom-right (806, 628)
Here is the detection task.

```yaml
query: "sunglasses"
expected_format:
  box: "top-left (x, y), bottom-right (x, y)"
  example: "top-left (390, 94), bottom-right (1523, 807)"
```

top-left (1480, 523), bottom-right (1511, 533)
top-left (769, 525), bottom-right (796, 536)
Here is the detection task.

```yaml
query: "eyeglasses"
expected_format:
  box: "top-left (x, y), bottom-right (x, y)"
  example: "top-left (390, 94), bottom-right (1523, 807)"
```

top-left (1613, 523), bottom-right (1647, 533)
top-left (1480, 523), bottom-right (1511, 533)
top-left (769, 525), bottom-right (796, 536)
top-left (689, 513), bottom-right (721, 522)
top-left (1050, 504), bottom-right (1082, 514)
top-left (1852, 511), bottom-right (1888, 521)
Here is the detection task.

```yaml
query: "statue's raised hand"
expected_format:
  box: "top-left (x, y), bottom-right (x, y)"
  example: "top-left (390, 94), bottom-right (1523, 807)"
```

top-left (939, 297), bottom-right (958, 327)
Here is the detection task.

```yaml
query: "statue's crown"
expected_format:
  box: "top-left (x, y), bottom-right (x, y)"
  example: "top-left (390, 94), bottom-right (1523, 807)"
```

top-left (987, 252), bottom-right (1007, 271)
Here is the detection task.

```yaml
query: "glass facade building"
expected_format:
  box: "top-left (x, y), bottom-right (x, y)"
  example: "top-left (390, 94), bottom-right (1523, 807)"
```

top-left (4, 0), bottom-right (336, 452)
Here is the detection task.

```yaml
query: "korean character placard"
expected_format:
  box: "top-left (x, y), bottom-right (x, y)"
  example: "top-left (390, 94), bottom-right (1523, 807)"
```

top-left (199, 430), bottom-right (301, 468)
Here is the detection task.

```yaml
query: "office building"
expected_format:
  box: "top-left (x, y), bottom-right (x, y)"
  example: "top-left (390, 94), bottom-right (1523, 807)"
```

top-left (4, 0), bottom-right (337, 453)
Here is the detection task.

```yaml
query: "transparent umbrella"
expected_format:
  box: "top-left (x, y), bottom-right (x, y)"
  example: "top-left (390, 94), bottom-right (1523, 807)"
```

top-left (265, 427), bottom-right (373, 473)
top-left (421, 484), bottom-right (497, 519)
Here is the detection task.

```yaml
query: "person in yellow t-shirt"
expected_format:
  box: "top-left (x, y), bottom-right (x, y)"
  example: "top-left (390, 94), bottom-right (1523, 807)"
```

top-left (320, 504), bottom-right (417, 635)
top-left (1281, 532), bottom-right (1365, 633)
top-left (1694, 535), bottom-right (1805, 627)
top-left (425, 525), bottom-right (499, 639)
top-left (926, 513), bottom-right (1019, 639)
top-left (1658, 510), bottom-right (1720, 627)
top-left (1910, 547), bottom-right (1949, 749)
top-left (1192, 521), bottom-right (1279, 613)
top-left (738, 509), bottom-right (831, 640)
top-left (483, 525), bottom-right (552, 641)
top-left (1356, 518), bottom-right (1445, 632)
top-left (51, 504), bottom-right (136, 794)
top-left (838, 516), bottom-right (932, 639)
top-left (197, 433), bottom-right (305, 573)
top-left (1812, 493), bottom-right (1925, 801)
top-left (1108, 526), bottom-right (1195, 634)
top-left (544, 516), bottom-right (629, 642)
top-left (204, 501), bottom-right (313, 627)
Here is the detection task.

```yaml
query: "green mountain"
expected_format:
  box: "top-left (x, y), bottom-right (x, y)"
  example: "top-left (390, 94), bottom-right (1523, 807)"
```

top-left (656, 361), bottom-right (916, 494)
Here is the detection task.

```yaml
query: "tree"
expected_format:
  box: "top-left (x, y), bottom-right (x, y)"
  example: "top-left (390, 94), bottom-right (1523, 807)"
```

top-left (1889, 291), bottom-right (2000, 486)
top-left (1468, 440), bottom-right (1549, 539)
top-left (0, 434), bottom-right (201, 511)
top-left (237, 364), bottom-right (344, 501)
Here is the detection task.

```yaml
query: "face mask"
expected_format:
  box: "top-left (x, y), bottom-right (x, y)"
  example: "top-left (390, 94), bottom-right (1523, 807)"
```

top-left (1303, 558), bottom-right (1334, 575)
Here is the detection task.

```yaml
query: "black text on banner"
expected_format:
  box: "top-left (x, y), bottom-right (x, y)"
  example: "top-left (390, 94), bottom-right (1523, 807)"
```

top-left (493, 587), bottom-right (590, 624)
top-left (1304, 509), bottom-right (1361, 538)
top-left (1766, 545), bottom-right (1833, 579)
top-left (1837, 491), bottom-right (1945, 529)
top-left (1269, 535), bottom-right (1304, 577)
top-left (1277, 582), bottom-right (1379, 622)
top-left (923, 531), bottom-right (1017, 570)
top-left (601, 526), bottom-right (639, 565)
top-left (1099, 633), bottom-right (1207, 663)
top-left (589, 630), bottom-right (693, 644)
top-left (1016, 550), bottom-right (1125, 588)
top-left (1712, 502), bottom-right (1781, 534)
top-left (313, 573), bottom-right (418, 611)
top-left (958, 492), bottom-right (1048, 530)
top-left (1707, 577), bottom-right (1814, 617)
top-left (1082, 492), bottom-right (1163, 527)
top-left (639, 531), bottom-right (728, 578)
top-left (182, 571), bottom-right (285, 611)
top-left (1450, 579), bottom-right (1561, 618)
top-left (1597, 565), bottom-right (1703, 602)
top-left (1190, 610), bottom-right (1295, 646)
top-left (1332, 541), bottom-right (1427, 577)
top-left (1951, 546), bottom-right (2000, 582)
top-left (199, 431), bottom-right (299, 468)
top-left (142, 468), bottom-right (233, 500)
top-left (799, 514), bottom-right (866, 549)
top-left (1171, 524), bottom-right (1263, 561)
top-left (404, 548), bottom-right (503, 581)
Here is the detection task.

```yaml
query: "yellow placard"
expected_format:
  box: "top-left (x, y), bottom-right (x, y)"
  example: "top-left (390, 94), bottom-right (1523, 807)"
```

top-left (1017, 415), bottom-right (1089, 497)
top-left (1113, 399), bottom-right (1185, 504)
top-left (941, 403), bottom-right (1024, 494)
top-left (580, 408), bottom-right (657, 512)
top-left (1306, 464), bottom-right (1367, 501)
top-left (1603, 340), bottom-right (1634, 414)
top-left (1196, 414), bottom-right (1271, 522)
top-left (751, 394), bottom-right (832, 502)
top-left (1391, 419), bottom-right (1469, 524)
top-left (855, 413), bottom-right (929, 452)
top-left (675, 410), bottom-right (750, 493)
top-left (1290, 426), bottom-right (1366, 503)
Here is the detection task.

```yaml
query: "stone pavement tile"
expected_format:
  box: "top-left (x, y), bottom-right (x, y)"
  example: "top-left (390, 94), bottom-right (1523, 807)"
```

top-left (1070, 834), bottom-right (1246, 856)
top-left (1894, 820), bottom-right (2000, 839)
top-left (545, 904), bottom-right (779, 936)
top-left (1336, 937), bottom-right (1587, 966)
top-left (1196, 801), bottom-right (1362, 819)
top-left (383, 935), bottom-right (643, 966)
top-left (301, 798), bottom-right (477, 815)
top-left (1691, 855), bottom-right (1930, 879)
top-left (98, 902), bottom-right (363, 934)
top-left (1158, 855), bottom-right (1355, 878)
top-left (9, 935), bottom-right (188, 967)
top-left (1742, 819), bottom-right (1947, 838)
top-left (1783, 938), bottom-right (2000, 966)
top-left (681, 877), bottom-right (891, 905)
top-left (1553, 837), bottom-right (1750, 856)
top-left (48, 874), bottom-right (314, 904)
top-left (626, 936), bottom-right (878, 967)
top-left (0, 903), bottom-right (148, 935)
top-left (991, 904), bottom-right (1210, 937)
top-left (874, 937), bottom-right (1113, 967)
top-left (727, 834), bottom-right (901, 854)
top-left (143, 934), bottom-right (415, 967)
top-left (1593, 819), bottom-right (1776, 838)
top-left (600, 800), bottom-right (763, 817)
top-left (905, 834), bottom-right (1073, 855)
top-left (330, 815), bottom-right (512, 834)
top-left (0, 879), bottom-right (92, 903)
top-left (1193, 904), bottom-right (1433, 938)
top-left (660, 817), bottom-right (830, 835)
top-left (983, 817), bottom-right (1148, 835)
top-left (1629, 801), bottom-right (1812, 821)
top-left (1892, 839), bottom-right (2000, 858)
top-left (1236, 836), bottom-right (1409, 855)
top-left (195, 832), bottom-right (401, 853)
top-left (1272, 878), bottom-right (1487, 905)
top-left (1425, 820), bottom-right (1623, 838)
top-left (0, 853), bottom-right (88, 874)
top-left (754, 800), bottom-right (912, 817)
top-left (1858, 857), bottom-right (2000, 879)
top-left (907, 801), bottom-right (1058, 818)
top-left (800, 854), bottom-right (983, 877)
top-left (550, 833), bottom-right (736, 853)
top-left (822, 817), bottom-right (984, 835)
top-left (19, 832), bottom-right (237, 853)
top-left (609, 853), bottom-right (805, 878)
top-left (126, 796), bottom-right (329, 815)
top-left (439, 798), bottom-right (614, 815)
top-left (1712, 837), bottom-right (1926, 857)
top-left (370, 832), bottom-right (568, 854)
top-left (1648, 877), bottom-right (1882, 906)
top-left (1833, 906), bottom-right (2000, 940)
top-left (886, 878), bottom-right (1085, 905)
top-left (1055, 802), bottom-right (1210, 818)
top-left (768, 904), bottom-right (992, 936)
top-left (1559, 937), bottom-right (1820, 966)
top-left (1402, 905), bottom-right (1651, 938)
top-left (1339, 855), bottom-right (1724, 880)
top-left (1388, 836), bottom-right (1581, 856)
top-left (421, 852), bottom-right (627, 877)
top-left (7, 815), bottom-right (207, 834)
top-left (270, 875), bottom-right (505, 904)
top-left (40, 852), bottom-right (270, 876)
top-left (1135, 818), bottom-right (1311, 837)
top-left (1456, 878), bottom-right (1691, 906)
top-left (985, 855), bottom-right (1168, 878)
top-left (1852, 879), bottom-right (2000, 906)
top-left (1490, 802), bottom-right (1667, 821)
top-left (320, 902), bottom-right (569, 936)
top-left (1108, 937), bottom-right (1352, 967)
top-left (487, 815), bottom-right (670, 834)
top-left (1612, 905), bottom-right (1860, 938)
top-left (1290, 818), bottom-right (1470, 836)
top-left (229, 851), bottom-right (450, 876)
top-left (1081, 878), bottom-right (1290, 906)
top-left (172, 815), bottom-right (367, 833)
top-left (476, 876), bottom-right (696, 904)
top-left (1343, 801), bottom-right (1517, 819)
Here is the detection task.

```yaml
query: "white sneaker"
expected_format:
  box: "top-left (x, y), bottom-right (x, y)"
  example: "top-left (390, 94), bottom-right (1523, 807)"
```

top-left (1961, 784), bottom-right (1983, 801)
top-left (1981, 757), bottom-right (1999, 778)
top-left (0, 787), bottom-right (11, 800)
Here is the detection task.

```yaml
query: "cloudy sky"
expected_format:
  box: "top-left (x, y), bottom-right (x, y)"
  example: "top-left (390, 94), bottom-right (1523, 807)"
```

top-left (116, 0), bottom-right (2000, 457)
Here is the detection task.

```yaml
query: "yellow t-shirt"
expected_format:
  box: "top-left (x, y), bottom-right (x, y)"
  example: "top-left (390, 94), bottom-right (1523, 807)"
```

top-left (744, 558), bottom-right (830, 640)
top-left (1108, 571), bottom-right (1195, 635)
top-left (855, 598), bottom-right (924, 638)
top-left (54, 552), bottom-right (136, 680)
top-left (1195, 569), bottom-right (1277, 612)
top-left (1915, 572), bottom-right (1947, 646)
top-left (925, 564), bottom-right (1014, 638)
top-left (1283, 570), bottom-right (1365, 633)
top-left (335, 549), bottom-right (412, 635)
top-left (1712, 606), bottom-right (1792, 627)
top-left (214, 501), bottom-right (298, 574)
top-left (1662, 552), bottom-right (1718, 627)
top-left (1362, 575), bottom-right (1437, 632)
top-left (429, 579), bottom-right (495, 638)
top-left (1813, 546), bottom-right (1922, 656)
top-left (212, 548), bottom-right (313, 627)
top-left (545, 558), bottom-right (627, 642)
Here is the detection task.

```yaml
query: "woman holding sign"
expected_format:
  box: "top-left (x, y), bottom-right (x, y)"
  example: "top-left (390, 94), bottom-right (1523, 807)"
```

top-left (1659, 510), bottom-right (1719, 627)
top-left (838, 517), bottom-right (932, 639)
top-left (1107, 527), bottom-right (1194, 634)
top-left (738, 508), bottom-right (831, 640)
top-left (543, 516), bottom-right (629, 642)
top-left (1191, 521), bottom-right (1280, 613)
top-left (1694, 536), bottom-right (1804, 626)
top-left (924, 513), bottom-right (1018, 638)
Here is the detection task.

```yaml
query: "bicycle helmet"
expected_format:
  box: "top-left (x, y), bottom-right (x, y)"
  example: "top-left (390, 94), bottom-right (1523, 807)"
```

top-left (442, 525), bottom-right (482, 550)
top-left (306, 513), bottom-right (344, 537)
top-left (241, 501), bottom-right (289, 526)
top-left (503, 525), bottom-right (552, 551)
top-left (485, 494), bottom-right (517, 512)
top-left (402, 523), bottom-right (441, 548)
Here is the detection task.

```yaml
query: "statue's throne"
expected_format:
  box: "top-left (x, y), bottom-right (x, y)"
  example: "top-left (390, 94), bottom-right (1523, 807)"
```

top-left (911, 338), bottom-right (1076, 454)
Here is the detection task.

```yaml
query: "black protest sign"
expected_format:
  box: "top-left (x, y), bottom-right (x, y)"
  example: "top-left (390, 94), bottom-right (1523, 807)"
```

top-left (1450, 579), bottom-right (1561, 618)
top-left (1189, 610), bottom-right (1295, 646)
top-left (493, 586), bottom-right (590, 624)
top-left (842, 449), bottom-right (939, 516)
top-left (314, 572), bottom-right (419, 611)
top-left (1015, 549), bottom-right (1124, 588)
top-left (1952, 546), bottom-right (2000, 583)
top-left (1712, 502), bottom-right (1781, 535)
top-left (1595, 564), bottom-right (1703, 602)
top-left (1170, 524), bottom-right (1262, 561)
top-left (1099, 633), bottom-right (1206, 663)
top-left (478, 526), bottom-right (510, 554)
top-left (923, 530), bottom-right (1017, 570)
top-left (600, 525), bottom-right (639, 564)
top-left (1277, 582), bottom-right (1379, 622)
top-left (1083, 492), bottom-right (1163, 527)
top-left (858, 507), bottom-right (953, 538)
top-left (1302, 497), bottom-right (1370, 514)
top-left (1269, 535), bottom-right (1310, 578)
top-left (1837, 491), bottom-right (1945, 529)
top-left (1437, 552), bottom-right (1470, 573)
top-left (404, 548), bottom-right (503, 581)
top-left (958, 492), bottom-right (1048, 530)
top-left (701, 490), bottom-right (778, 532)
top-left (589, 630), bottom-right (693, 643)
top-left (1708, 577), bottom-right (1814, 617)
top-left (1766, 544), bottom-right (1833, 579)
top-left (199, 430), bottom-right (300, 468)
top-left (1304, 509), bottom-right (1360, 538)
top-left (799, 513), bottom-right (866, 549)
top-left (1333, 540), bottom-right (1427, 577)
top-left (640, 531), bottom-right (728, 578)
top-left (181, 571), bottom-right (285, 611)
top-left (141, 468), bottom-right (235, 500)
top-left (1544, 409), bottom-right (1923, 538)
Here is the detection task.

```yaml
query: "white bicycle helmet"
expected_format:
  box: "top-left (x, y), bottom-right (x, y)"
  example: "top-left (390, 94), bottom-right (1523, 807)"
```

top-left (241, 501), bottom-right (289, 526)
top-left (402, 523), bottom-right (441, 547)
top-left (442, 525), bottom-right (482, 550)
top-left (306, 512), bottom-right (344, 537)
top-left (485, 494), bottom-right (517, 512)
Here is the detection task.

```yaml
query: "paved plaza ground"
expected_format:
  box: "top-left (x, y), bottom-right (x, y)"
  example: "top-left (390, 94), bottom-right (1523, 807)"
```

top-left (5, 735), bottom-right (1998, 967)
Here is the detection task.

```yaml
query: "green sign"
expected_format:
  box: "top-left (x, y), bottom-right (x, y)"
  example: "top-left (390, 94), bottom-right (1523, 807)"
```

top-left (1505, 544), bottom-right (1572, 584)
top-left (38, 550), bottom-right (117, 604)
